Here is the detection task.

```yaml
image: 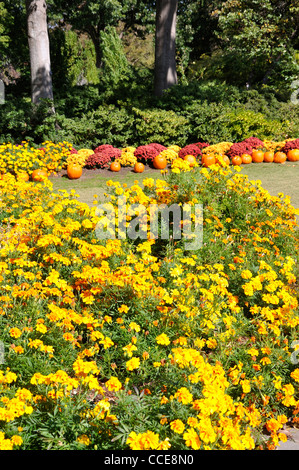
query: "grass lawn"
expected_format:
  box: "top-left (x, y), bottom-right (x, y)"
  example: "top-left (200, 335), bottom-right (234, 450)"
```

top-left (50, 161), bottom-right (299, 210)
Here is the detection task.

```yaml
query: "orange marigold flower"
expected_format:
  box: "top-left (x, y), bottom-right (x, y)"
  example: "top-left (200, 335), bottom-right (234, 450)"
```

top-left (170, 419), bottom-right (185, 434)
top-left (105, 376), bottom-right (122, 392)
top-left (174, 387), bottom-right (193, 404)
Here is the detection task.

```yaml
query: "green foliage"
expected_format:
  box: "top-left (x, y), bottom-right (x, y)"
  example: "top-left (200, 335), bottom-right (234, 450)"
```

top-left (64, 31), bottom-right (100, 86)
top-left (99, 26), bottom-right (132, 88)
top-left (1, 77), bottom-right (298, 147)
top-left (218, 108), bottom-right (286, 143)
top-left (49, 29), bottom-right (99, 87)
top-left (213, 0), bottom-right (299, 90)
top-left (32, 104), bottom-right (134, 148)
top-left (0, 2), bottom-right (11, 53)
top-left (132, 107), bottom-right (189, 147)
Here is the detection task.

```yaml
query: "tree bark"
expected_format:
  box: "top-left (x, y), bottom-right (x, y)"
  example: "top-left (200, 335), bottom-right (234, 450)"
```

top-left (87, 26), bottom-right (103, 69)
top-left (154, 0), bottom-right (178, 97)
top-left (26, 0), bottom-right (54, 106)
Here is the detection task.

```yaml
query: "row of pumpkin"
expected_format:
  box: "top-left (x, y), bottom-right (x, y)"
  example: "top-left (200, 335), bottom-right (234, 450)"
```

top-left (66, 147), bottom-right (299, 180)
top-left (2, 139), bottom-right (298, 182)
top-left (64, 136), bottom-right (299, 179)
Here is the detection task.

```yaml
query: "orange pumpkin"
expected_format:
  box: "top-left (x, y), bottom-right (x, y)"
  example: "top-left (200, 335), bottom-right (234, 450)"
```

top-left (287, 149), bottom-right (299, 162)
top-left (231, 156), bottom-right (242, 166)
top-left (134, 162), bottom-right (145, 173)
top-left (31, 169), bottom-right (48, 181)
top-left (274, 152), bottom-right (287, 163)
top-left (17, 172), bottom-right (30, 182)
top-left (251, 149), bottom-right (264, 163)
top-left (110, 161), bottom-right (121, 172)
top-left (183, 154), bottom-right (197, 167)
top-left (67, 164), bottom-right (83, 179)
top-left (202, 154), bottom-right (216, 167)
top-left (153, 154), bottom-right (167, 169)
top-left (263, 151), bottom-right (274, 163)
top-left (241, 153), bottom-right (252, 164)
top-left (216, 154), bottom-right (230, 166)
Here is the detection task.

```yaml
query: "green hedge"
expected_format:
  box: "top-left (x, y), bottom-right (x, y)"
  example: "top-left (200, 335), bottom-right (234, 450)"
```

top-left (0, 80), bottom-right (298, 147)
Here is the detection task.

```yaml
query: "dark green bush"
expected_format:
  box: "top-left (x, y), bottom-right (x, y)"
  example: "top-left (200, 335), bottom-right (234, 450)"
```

top-left (0, 77), bottom-right (298, 147)
top-left (132, 106), bottom-right (189, 147)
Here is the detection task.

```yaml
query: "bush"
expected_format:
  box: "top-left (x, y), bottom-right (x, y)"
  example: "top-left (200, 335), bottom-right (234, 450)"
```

top-left (132, 107), bottom-right (189, 147)
top-left (1, 79), bottom-right (298, 147)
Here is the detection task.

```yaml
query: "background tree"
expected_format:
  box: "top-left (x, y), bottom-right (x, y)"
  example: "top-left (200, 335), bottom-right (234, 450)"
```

top-left (213, 0), bottom-right (299, 90)
top-left (51, 0), bottom-right (122, 69)
top-left (26, 0), bottom-right (54, 105)
top-left (154, 0), bottom-right (178, 97)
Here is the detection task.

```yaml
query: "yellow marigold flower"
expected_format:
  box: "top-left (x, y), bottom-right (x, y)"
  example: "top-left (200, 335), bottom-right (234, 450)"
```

top-left (160, 395), bottom-right (169, 404)
top-left (126, 357), bottom-right (140, 371)
top-left (174, 387), bottom-right (193, 404)
top-left (140, 431), bottom-right (160, 450)
top-left (266, 418), bottom-right (282, 433)
top-left (260, 357), bottom-right (271, 365)
top-left (122, 343), bottom-right (137, 358)
top-left (170, 419), bottom-right (185, 434)
top-left (9, 327), bottom-right (22, 339)
top-left (197, 417), bottom-right (217, 444)
top-left (129, 322), bottom-right (140, 332)
top-left (241, 379), bottom-right (251, 393)
top-left (99, 336), bottom-right (114, 349)
top-left (77, 434), bottom-right (90, 446)
top-left (246, 348), bottom-right (259, 357)
top-left (11, 435), bottom-right (23, 446)
top-left (183, 427), bottom-right (201, 450)
top-left (187, 417), bottom-right (199, 428)
top-left (278, 432), bottom-right (288, 443)
top-left (36, 323), bottom-right (47, 334)
top-left (206, 338), bottom-right (217, 349)
top-left (241, 270), bottom-right (253, 279)
top-left (126, 431), bottom-right (144, 450)
top-left (160, 416), bottom-right (168, 425)
top-left (105, 376), bottom-right (122, 392)
top-left (13, 346), bottom-right (24, 354)
top-left (82, 219), bottom-right (93, 229)
top-left (0, 433), bottom-right (13, 450)
top-left (118, 304), bottom-right (129, 313)
top-left (156, 438), bottom-right (171, 450)
top-left (156, 333), bottom-right (170, 346)
top-left (290, 369), bottom-right (299, 383)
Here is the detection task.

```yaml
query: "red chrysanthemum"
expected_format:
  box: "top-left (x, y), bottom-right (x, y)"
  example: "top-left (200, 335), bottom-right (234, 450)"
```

top-left (85, 145), bottom-right (121, 169)
top-left (281, 139), bottom-right (299, 153)
top-left (178, 144), bottom-right (204, 160)
top-left (134, 144), bottom-right (163, 162)
top-left (242, 137), bottom-right (264, 149)
top-left (226, 142), bottom-right (253, 158)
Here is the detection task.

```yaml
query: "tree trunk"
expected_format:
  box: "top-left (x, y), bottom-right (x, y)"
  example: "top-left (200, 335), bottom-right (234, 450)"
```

top-left (154, 0), bottom-right (178, 97)
top-left (87, 27), bottom-right (103, 69)
top-left (26, 0), bottom-right (54, 106)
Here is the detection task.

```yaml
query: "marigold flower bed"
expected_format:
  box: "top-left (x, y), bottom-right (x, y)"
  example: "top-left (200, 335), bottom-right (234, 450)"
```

top-left (0, 138), bottom-right (298, 450)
